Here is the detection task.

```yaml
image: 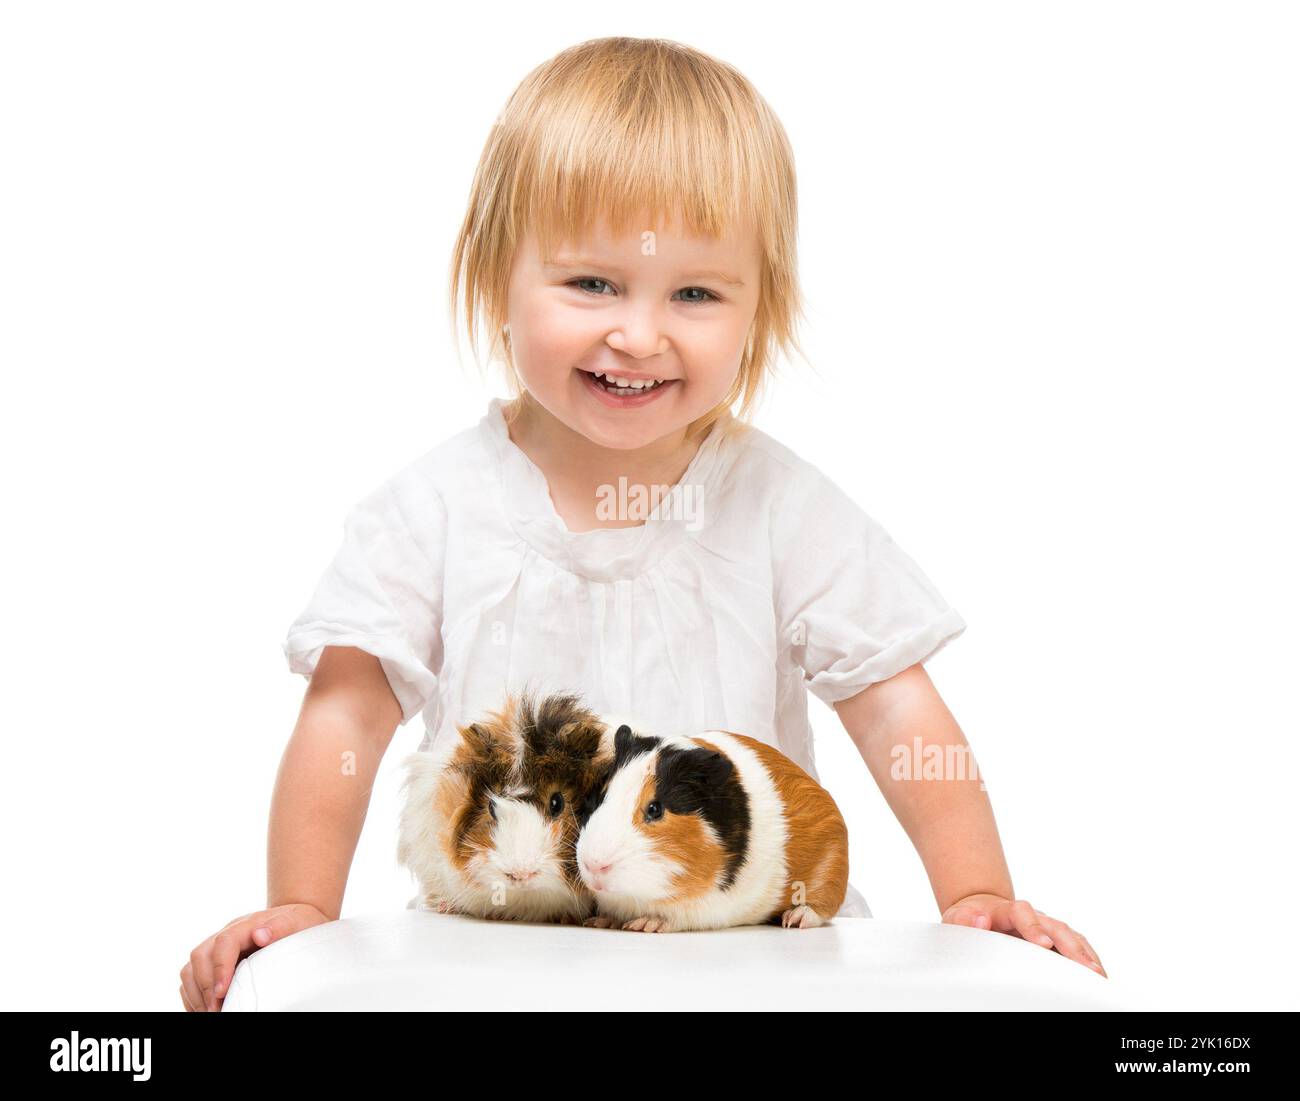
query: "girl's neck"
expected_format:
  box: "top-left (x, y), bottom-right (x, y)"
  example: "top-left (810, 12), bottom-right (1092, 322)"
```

top-left (504, 394), bottom-right (709, 532)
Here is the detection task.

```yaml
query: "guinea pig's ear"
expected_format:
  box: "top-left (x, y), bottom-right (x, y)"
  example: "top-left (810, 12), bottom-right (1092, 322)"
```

top-left (613, 724), bottom-right (633, 757)
top-left (575, 760), bottom-right (614, 827)
top-left (458, 722), bottom-right (491, 755)
top-left (655, 746), bottom-right (737, 806)
top-left (613, 724), bottom-right (660, 770)
top-left (457, 721), bottom-right (515, 777)
top-left (544, 716), bottom-right (604, 764)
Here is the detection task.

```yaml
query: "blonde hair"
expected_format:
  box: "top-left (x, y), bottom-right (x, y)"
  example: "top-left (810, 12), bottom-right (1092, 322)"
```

top-left (448, 36), bottom-right (808, 441)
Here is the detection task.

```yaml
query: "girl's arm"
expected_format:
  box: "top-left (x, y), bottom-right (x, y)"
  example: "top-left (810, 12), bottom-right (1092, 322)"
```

top-left (834, 664), bottom-right (1106, 976)
top-left (183, 645), bottom-right (402, 1011)
top-left (267, 643), bottom-right (403, 918)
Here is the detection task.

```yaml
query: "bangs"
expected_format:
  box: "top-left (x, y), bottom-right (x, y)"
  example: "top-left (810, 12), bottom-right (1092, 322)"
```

top-left (510, 46), bottom-right (772, 258)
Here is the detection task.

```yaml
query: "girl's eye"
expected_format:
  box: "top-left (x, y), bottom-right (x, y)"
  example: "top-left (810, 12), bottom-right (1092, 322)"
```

top-left (569, 277), bottom-right (614, 296)
top-left (674, 287), bottom-right (719, 305)
top-left (548, 792), bottom-right (565, 817)
top-left (567, 279), bottom-right (719, 305)
top-left (645, 800), bottom-right (663, 822)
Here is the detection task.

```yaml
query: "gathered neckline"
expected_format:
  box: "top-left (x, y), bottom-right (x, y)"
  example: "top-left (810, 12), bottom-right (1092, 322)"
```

top-left (481, 396), bottom-right (738, 581)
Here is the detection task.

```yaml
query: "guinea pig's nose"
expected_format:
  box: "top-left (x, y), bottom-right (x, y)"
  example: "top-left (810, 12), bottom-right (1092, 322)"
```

top-left (583, 857), bottom-right (613, 878)
top-left (505, 868), bottom-right (538, 883)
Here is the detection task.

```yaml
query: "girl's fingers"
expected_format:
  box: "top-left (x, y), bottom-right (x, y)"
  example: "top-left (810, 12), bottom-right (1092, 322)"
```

top-left (179, 963), bottom-right (206, 1013)
top-left (184, 908), bottom-right (312, 1013)
top-left (942, 905), bottom-right (985, 928)
top-left (978, 900), bottom-right (1109, 977)
top-left (193, 912), bottom-right (276, 1012)
top-left (251, 910), bottom-right (288, 946)
top-left (215, 911), bottom-right (286, 1002)
top-left (1076, 933), bottom-right (1108, 977)
top-left (1037, 916), bottom-right (1094, 970)
top-left (189, 944), bottom-right (219, 1012)
top-left (1006, 900), bottom-right (1054, 948)
top-left (210, 922), bottom-right (259, 1005)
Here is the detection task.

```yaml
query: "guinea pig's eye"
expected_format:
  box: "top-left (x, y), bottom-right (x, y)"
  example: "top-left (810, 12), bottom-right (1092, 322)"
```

top-left (548, 791), bottom-right (565, 817)
top-left (487, 797), bottom-right (498, 821)
top-left (644, 800), bottom-right (663, 822)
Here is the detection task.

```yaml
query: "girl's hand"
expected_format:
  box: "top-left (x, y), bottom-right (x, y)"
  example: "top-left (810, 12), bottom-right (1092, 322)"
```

top-left (180, 903), bottom-right (332, 1011)
top-left (941, 893), bottom-right (1107, 977)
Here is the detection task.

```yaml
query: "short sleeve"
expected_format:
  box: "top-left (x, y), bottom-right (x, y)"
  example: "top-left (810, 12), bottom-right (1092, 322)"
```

top-left (282, 475), bottom-right (446, 725)
top-left (772, 464), bottom-right (966, 707)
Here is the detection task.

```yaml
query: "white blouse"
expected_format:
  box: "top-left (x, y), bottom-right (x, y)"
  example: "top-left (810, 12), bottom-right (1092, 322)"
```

top-left (283, 397), bottom-right (967, 917)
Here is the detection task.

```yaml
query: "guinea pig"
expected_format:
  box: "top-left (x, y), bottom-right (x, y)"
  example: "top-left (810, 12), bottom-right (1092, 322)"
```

top-left (575, 725), bottom-right (849, 932)
top-left (397, 691), bottom-right (613, 924)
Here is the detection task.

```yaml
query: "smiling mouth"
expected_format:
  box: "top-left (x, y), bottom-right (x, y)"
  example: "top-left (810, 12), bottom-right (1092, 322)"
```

top-left (580, 369), bottom-right (674, 396)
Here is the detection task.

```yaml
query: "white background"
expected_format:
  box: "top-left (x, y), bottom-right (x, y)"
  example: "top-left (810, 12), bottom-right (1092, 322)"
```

top-left (2, 1), bottom-right (1296, 1011)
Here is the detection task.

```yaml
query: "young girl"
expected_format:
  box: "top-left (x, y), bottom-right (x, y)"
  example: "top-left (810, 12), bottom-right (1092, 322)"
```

top-left (181, 35), bottom-right (1106, 1012)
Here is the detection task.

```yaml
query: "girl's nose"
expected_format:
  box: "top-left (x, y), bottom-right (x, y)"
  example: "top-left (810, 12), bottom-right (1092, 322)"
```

top-left (606, 312), bottom-right (669, 360)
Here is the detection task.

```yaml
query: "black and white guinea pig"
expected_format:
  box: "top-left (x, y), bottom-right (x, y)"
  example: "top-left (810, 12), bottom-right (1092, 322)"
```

top-left (575, 726), bottom-right (849, 932)
top-left (397, 692), bottom-right (614, 923)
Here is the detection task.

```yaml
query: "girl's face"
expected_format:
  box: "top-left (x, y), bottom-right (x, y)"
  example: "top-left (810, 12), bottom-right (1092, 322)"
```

top-left (504, 213), bottom-right (763, 451)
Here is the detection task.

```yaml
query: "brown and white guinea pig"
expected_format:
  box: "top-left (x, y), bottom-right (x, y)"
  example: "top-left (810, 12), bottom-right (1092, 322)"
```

top-left (397, 691), bottom-right (614, 924)
top-left (575, 725), bottom-right (849, 932)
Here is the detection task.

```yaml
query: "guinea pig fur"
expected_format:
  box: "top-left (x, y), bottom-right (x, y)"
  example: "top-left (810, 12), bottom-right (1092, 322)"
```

top-left (575, 726), bottom-right (849, 932)
top-left (397, 691), bottom-right (614, 924)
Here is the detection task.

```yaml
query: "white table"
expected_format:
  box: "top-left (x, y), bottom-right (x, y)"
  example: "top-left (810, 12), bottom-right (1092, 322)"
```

top-left (221, 911), bottom-right (1132, 1011)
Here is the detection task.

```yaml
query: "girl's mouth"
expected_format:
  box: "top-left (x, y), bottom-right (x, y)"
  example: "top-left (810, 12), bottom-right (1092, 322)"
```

top-left (578, 368), bottom-right (678, 408)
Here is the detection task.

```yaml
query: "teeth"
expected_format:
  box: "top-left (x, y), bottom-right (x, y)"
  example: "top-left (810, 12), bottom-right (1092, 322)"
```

top-left (592, 371), bottom-right (666, 392)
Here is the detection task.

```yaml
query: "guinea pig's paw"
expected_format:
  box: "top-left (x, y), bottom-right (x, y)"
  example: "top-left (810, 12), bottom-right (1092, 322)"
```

top-left (779, 904), bottom-right (826, 929)
top-left (621, 916), bottom-right (675, 933)
top-left (582, 915), bottom-right (616, 929)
